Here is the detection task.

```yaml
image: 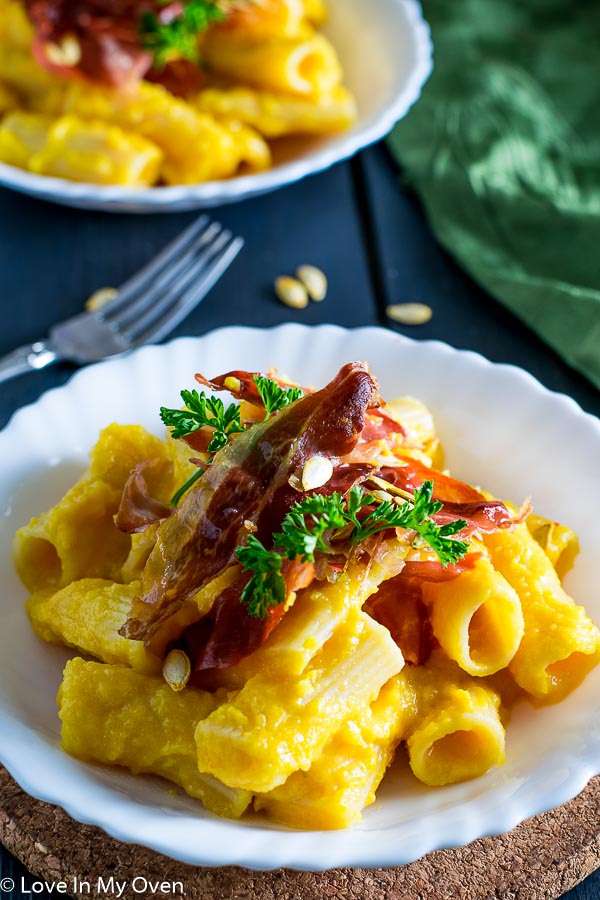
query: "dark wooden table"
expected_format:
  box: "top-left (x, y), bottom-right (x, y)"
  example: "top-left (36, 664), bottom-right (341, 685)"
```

top-left (0, 143), bottom-right (598, 899)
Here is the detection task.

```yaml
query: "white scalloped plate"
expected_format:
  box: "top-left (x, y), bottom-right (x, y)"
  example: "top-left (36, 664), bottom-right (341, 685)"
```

top-left (0, 0), bottom-right (431, 212)
top-left (0, 325), bottom-right (599, 871)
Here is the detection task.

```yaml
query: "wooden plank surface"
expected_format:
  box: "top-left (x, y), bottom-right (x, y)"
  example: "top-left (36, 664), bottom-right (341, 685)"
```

top-left (0, 160), bottom-right (378, 431)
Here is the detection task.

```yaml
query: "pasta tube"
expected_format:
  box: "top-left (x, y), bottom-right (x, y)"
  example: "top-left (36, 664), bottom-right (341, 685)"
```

top-left (219, 0), bottom-right (307, 38)
top-left (59, 658), bottom-right (252, 819)
top-left (402, 652), bottom-right (506, 786)
top-left (407, 683), bottom-right (505, 787)
top-left (0, 48), bottom-right (62, 102)
top-left (484, 524), bottom-right (600, 702)
top-left (32, 115), bottom-right (163, 186)
top-left (0, 111), bottom-right (162, 185)
top-left (196, 85), bottom-right (356, 137)
top-left (13, 477), bottom-right (130, 592)
top-left (0, 1), bottom-right (34, 48)
top-left (202, 31), bottom-right (343, 97)
top-left (0, 111), bottom-right (50, 169)
top-left (212, 538), bottom-right (409, 689)
top-left (27, 579), bottom-right (161, 675)
top-left (88, 424), bottom-right (175, 500)
top-left (301, 0), bottom-right (328, 25)
top-left (423, 556), bottom-right (525, 676)
top-left (13, 424), bottom-right (177, 592)
top-left (195, 612), bottom-right (405, 793)
top-left (57, 81), bottom-right (270, 184)
top-left (527, 513), bottom-right (579, 579)
top-left (255, 676), bottom-right (414, 829)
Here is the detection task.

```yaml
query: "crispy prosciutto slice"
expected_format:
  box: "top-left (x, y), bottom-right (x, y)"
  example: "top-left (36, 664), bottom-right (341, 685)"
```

top-left (378, 460), bottom-right (530, 536)
top-left (25, 1), bottom-right (208, 91)
top-left (359, 408), bottom-right (406, 443)
top-left (365, 555), bottom-right (479, 664)
top-left (195, 369), bottom-right (310, 409)
top-left (122, 363), bottom-right (379, 650)
top-left (380, 458), bottom-right (484, 504)
top-left (178, 558), bottom-right (314, 675)
top-left (25, 0), bottom-right (155, 87)
top-left (115, 459), bottom-right (174, 533)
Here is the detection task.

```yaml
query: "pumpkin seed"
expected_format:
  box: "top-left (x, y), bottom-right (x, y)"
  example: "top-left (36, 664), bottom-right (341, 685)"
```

top-left (386, 303), bottom-right (433, 326)
top-left (45, 34), bottom-right (81, 67)
top-left (301, 455), bottom-right (334, 491)
top-left (163, 649), bottom-right (191, 692)
top-left (275, 275), bottom-right (309, 309)
top-left (296, 265), bottom-right (327, 302)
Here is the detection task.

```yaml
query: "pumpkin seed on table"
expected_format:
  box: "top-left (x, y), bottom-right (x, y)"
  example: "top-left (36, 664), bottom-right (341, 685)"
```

top-left (296, 265), bottom-right (327, 302)
top-left (386, 303), bottom-right (433, 325)
top-left (275, 275), bottom-right (309, 309)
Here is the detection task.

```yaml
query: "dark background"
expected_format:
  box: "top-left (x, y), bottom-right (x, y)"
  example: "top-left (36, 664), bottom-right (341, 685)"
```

top-left (0, 143), bottom-right (598, 898)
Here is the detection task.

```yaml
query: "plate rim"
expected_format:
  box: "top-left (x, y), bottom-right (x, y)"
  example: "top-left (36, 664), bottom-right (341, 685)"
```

top-left (1, 323), bottom-right (599, 871)
top-left (3, 324), bottom-right (599, 439)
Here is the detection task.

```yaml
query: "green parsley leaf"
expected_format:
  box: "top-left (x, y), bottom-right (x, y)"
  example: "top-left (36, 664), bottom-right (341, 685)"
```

top-left (253, 375), bottom-right (304, 418)
top-left (277, 492), bottom-right (347, 562)
top-left (160, 388), bottom-right (245, 446)
top-left (351, 481), bottom-right (469, 566)
top-left (237, 535), bottom-right (286, 618)
top-left (161, 388), bottom-right (245, 505)
top-left (139, 1), bottom-right (227, 68)
top-left (236, 480), bottom-right (471, 618)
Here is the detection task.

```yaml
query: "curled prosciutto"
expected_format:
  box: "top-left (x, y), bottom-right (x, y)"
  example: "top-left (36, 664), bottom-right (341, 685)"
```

top-left (121, 362), bottom-right (380, 651)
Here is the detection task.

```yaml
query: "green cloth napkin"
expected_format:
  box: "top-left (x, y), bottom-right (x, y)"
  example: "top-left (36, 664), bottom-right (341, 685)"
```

top-left (387, 0), bottom-right (600, 390)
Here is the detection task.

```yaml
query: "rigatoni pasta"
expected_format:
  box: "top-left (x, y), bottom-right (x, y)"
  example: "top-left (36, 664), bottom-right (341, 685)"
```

top-left (27, 580), bottom-right (161, 675)
top-left (484, 524), bottom-right (600, 702)
top-left (59, 658), bottom-right (253, 819)
top-left (0, 112), bottom-right (163, 186)
top-left (201, 30), bottom-right (343, 97)
top-left (13, 360), bottom-right (600, 829)
top-left (423, 555), bottom-right (524, 677)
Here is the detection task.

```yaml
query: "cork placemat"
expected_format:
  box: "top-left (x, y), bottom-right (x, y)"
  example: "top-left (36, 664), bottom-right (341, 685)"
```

top-left (1, 766), bottom-right (598, 900)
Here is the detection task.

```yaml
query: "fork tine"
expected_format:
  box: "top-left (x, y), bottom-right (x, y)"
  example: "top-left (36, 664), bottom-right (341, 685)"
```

top-left (119, 227), bottom-right (232, 342)
top-left (99, 214), bottom-right (210, 318)
top-left (129, 236), bottom-right (244, 347)
top-left (105, 221), bottom-right (224, 331)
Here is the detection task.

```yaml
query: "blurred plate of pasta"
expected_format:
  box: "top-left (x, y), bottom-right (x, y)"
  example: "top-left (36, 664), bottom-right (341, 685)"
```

top-left (0, 0), bottom-right (431, 212)
top-left (0, 324), bottom-right (598, 870)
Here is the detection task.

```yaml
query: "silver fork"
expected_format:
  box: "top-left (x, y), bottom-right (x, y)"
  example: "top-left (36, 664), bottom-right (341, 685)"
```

top-left (0, 215), bottom-right (243, 384)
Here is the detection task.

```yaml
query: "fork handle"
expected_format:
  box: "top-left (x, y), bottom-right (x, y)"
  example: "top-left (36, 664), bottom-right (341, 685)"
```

top-left (0, 340), bottom-right (60, 384)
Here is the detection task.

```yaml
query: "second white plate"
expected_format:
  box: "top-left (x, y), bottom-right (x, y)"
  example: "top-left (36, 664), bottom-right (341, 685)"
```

top-left (0, 0), bottom-right (432, 212)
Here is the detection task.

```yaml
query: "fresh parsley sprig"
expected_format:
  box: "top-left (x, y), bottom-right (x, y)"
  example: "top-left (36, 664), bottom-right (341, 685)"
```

top-left (161, 376), bottom-right (301, 506)
top-left (160, 388), bottom-right (245, 505)
top-left (351, 480), bottom-right (469, 566)
top-left (278, 493), bottom-right (348, 561)
top-left (253, 375), bottom-right (304, 417)
top-left (237, 535), bottom-right (286, 619)
top-left (236, 481), bottom-right (471, 617)
top-left (160, 389), bottom-right (245, 449)
top-left (139, 1), bottom-right (227, 68)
